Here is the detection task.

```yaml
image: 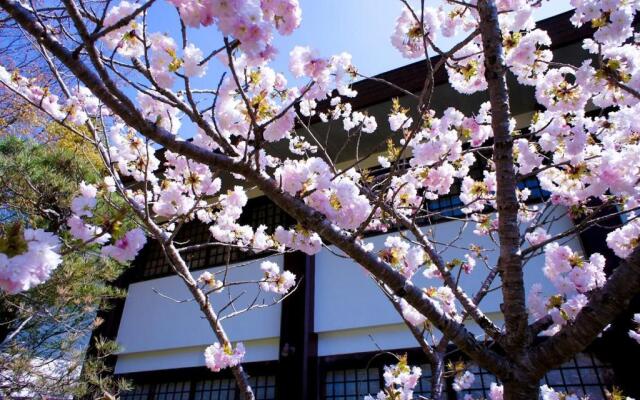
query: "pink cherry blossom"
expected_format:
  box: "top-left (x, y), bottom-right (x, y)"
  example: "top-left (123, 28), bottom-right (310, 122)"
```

top-left (101, 228), bottom-right (147, 263)
top-left (67, 215), bottom-right (111, 245)
top-left (399, 298), bottom-right (426, 326)
top-left (102, 1), bottom-right (144, 57)
top-left (391, 6), bottom-right (439, 59)
top-left (71, 181), bottom-right (98, 217)
top-left (452, 370), bottom-right (475, 392)
top-left (489, 382), bottom-right (504, 400)
top-left (183, 43), bottom-right (207, 78)
top-left (259, 260), bottom-right (296, 294)
top-left (0, 229), bottom-right (62, 294)
top-left (204, 342), bottom-right (245, 372)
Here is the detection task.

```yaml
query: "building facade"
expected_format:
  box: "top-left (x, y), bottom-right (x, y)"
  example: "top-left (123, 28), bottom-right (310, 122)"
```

top-left (93, 11), bottom-right (640, 400)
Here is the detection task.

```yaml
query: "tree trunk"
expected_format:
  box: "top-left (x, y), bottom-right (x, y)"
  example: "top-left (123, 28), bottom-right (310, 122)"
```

top-left (503, 380), bottom-right (539, 400)
top-left (430, 357), bottom-right (446, 400)
top-left (477, 0), bottom-right (529, 352)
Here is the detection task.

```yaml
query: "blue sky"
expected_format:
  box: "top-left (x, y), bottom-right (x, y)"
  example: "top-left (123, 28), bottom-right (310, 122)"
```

top-left (145, 0), bottom-right (574, 81)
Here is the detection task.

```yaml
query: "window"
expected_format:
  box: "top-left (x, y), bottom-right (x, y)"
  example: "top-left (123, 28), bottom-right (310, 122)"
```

top-left (324, 368), bottom-right (381, 400)
top-left (426, 188), bottom-right (465, 219)
top-left (455, 363), bottom-right (499, 399)
top-left (120, 384), bottom-right (152, 400)
top-left (123, 376), bottom-right (276, 400)
top-left (455, 354), bottom-right (613, 400)
top-left (413, 364), bottom-right (433, 399)
top-left (541, 353), bottom-right (613, 399)
top-left (191, 376), bottom-right (275, 400)
top-left (193, 378), bottom-right (236, 400)
top-left (248, 375), bottom-right (276, 400)
top-left (518, 176), bottom-right (548, 202)
top-left (139, 198), bottom-right (292, 279)
top-left (154, 381), bottom-right (191, 400)
top-left (142, 241), bottom-right (170, 277)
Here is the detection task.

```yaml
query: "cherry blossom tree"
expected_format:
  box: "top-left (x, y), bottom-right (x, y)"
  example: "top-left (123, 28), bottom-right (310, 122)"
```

top-left (1, 0), bottom-right (640, 399)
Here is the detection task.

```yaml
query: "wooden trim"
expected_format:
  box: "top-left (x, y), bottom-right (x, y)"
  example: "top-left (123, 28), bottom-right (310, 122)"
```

top-left (116, 361), bottom-right (278, 400)
top-left (117, 360), bottom-right (279, 384)
top-left (276, 252), bottom-right (318, 400)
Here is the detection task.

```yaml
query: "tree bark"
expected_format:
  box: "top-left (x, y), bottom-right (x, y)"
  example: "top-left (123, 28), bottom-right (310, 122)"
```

top-left (430, 355), bottom-right (446, 400)
top-left (503, 380), bottom-right (540, 400)
top-left (477, 0), bottom-right (529, 352)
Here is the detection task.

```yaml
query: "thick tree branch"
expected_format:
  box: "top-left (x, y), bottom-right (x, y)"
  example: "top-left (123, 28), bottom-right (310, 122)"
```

top-left (526, 244), bottom-right (640, 379)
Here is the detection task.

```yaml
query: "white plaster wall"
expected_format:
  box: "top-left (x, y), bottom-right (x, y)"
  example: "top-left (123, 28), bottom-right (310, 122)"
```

top-left (114, 254), bottom-right (283, 372)
top-left (115, 207), bottom-right (583, 368)
top-left (314, 207), bottom-right (581, 352)
top-left (114, 339), bottom-right (279, 374)
top-left (317, 313), bottom-right (504, 356)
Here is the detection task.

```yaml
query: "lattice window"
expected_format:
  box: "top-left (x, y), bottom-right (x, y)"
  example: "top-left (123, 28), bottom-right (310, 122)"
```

top-left (208, 243), bottom-right (240, 266)
top-left (518, 176), bottom-right (548, 202)
top-left (140, 197), bottom-right (291, 279)
top-left (142, 242), bottom-right (171, 277)
top-left (192, 376), bottom-right (275, 400)
top-left (413, 364), bottom-right (433, 399)
top-left (455, 354), bottom-right (613, 399)
top-left (154, 381), bottom-right (191, 400)
top-left (243, 200), bottom-right (290, 230)
top-left (541, 353), bottom-right (613, 399)
top-left (426, 185), bottom-right (465, 219)
top-left (120, 384), bottom-right (152, 400)
top-left (323, 368), bottom-right (381, 400)
top-left (177, 222), bottom-right (212, 270)
top-left (193, 378), bottom-right (236, 400)
top-left (248, 375), bottom-right (276, 400)
top-left (455, 363), bottom-right (499, 399)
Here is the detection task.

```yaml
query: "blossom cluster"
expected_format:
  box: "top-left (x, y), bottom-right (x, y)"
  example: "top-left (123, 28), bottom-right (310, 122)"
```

top-left (364, 357), bottom-right (421, 400)
top-left (390, 1), bottom-right (548, 93)
top-left (528, 244), bottom-right (606, 334)
top-left (607, 219), bottom-right (640, 259)
top-left (452, 370), bottom-right (475, 392)
top-left (204, 342), bottom-right (245, 372)
top-left (289, 46), bottom-right (358, 99)
top-left (0, 229), bottom-right (62, 294)
top-left (66, 181), bottom-right (147, 263)
top-left (259, 260), bottom-right (296, 294)
top-left (377, 105), bottom-right (497, 220)
top-left (0, 66), bottom-right (100, 126)
top-left (570, 0), bottom-right (639, 46)
top-left (198, 271), bottom-right (224, 291)
top-left (378, 236), bottom-right (426, 280)
top-left (273, 226), bottom-right (322, 255)
top-left (274, 157), bottom-right (372, 232)
top-left (103, 0), bottom-right (300, 64)
top-left (399, 298), bottom-right (427, 327)
top-left (102, 1), bottom-right (145, 57)
top-left (423, 286), bottom-right (460, 322)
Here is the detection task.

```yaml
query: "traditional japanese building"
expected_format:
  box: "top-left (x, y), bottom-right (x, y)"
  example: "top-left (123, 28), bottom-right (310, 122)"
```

top-left (93, 10), bottom-right (640, 400)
